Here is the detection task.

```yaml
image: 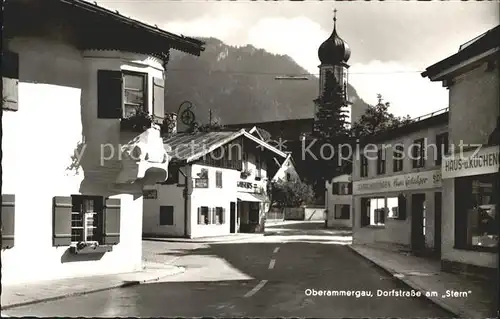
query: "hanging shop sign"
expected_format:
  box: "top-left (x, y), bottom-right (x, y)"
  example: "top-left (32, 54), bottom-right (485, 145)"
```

top-left (442, 145), bottom-right (499, 179)
top-left (353, 169), bottom-right (442, 195)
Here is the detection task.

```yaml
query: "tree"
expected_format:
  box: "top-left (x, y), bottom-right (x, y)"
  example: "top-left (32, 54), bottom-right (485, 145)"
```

top-left (313, 71), bottom-right (350, 140)
top-left (267, 179), bottom-right (315, 212)
top-left (351, 94), bottom-right (412, 137)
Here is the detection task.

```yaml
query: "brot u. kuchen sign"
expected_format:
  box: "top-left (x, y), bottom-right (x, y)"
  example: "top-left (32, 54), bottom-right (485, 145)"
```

top-left (353, 170), bottom-right (442, 195)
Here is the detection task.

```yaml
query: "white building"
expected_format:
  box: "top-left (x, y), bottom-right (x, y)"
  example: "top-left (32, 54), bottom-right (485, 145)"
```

top-left (422, 25), bottom-right (499, 278)
top-left (325, 174), bottom-right (353, 229)
top-left (1, 0), bottom-right (203, 284)
top-left (142, 128), bottom-right (288, 238)
top-left (351, 111), bottom-right (448, 256)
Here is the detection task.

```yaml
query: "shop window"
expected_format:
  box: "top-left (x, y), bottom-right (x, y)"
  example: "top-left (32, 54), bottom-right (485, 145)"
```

top-left (335, 204), bottom-right (350, 219)
top-left (370, 198), bottom-right (386, 226)
top-left (360, 154), bottom-right (368, 177)
top-left (198, 206), bottom-right (210, 225)
top-left (412, 138), bottom-right (426, 169)
top-left (249, 202), bottom-right (260, 223)
top-left (377, 148), bottom-right (386, 175)
top-left (393, 144), bottom-right (404, 172)
top-left (435, 133), bottom-right (449, 166)
top-left (455, 174), bottom-right (498, 252)
top-left (159, 206), bottom-right (174, 225)
top-left (213, 207), bottom-right (225, 224)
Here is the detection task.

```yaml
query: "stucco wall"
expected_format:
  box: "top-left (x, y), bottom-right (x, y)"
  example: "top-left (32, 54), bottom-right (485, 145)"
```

top-left (1, 37), bottom-right (158, 283)
top-left (352, 123), bottom-right (448, 181)
top-left (143, 170), bottom-right (186, 237)
top-left (189, 164), bottom-right (240, 238)
top-left (325, 174), bottom-right (353, 228)
top-left (448, 62), bottom-right (499, 146)
top-left (272, 156), bottom-right (299, 182)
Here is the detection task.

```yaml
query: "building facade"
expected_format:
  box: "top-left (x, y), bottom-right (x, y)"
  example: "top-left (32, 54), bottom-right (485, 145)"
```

top-left (325, 174), bottom-right (353, 228)
top-left (142, 129), bottom-right (288, 238)
top-left (422, 25), bottom-right (499, 277)
top-left (352, 112), bottom-right (448, 256)
top-left (1, 0), bottom-right (203, 284)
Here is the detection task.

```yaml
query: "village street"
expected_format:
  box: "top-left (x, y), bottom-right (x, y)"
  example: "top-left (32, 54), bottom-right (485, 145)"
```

top-left (3, 222), bottom-right (453, 318)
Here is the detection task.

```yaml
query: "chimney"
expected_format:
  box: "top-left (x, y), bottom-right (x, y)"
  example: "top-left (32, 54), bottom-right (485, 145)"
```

top-left (168, 112), bottom-right (177, 135)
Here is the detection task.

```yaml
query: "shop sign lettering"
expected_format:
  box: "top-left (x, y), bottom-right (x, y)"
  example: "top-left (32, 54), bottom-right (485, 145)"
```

top-left (442, 146), bottom-right (499, 179)
top-left (353, 170), bottom-right (442, 195)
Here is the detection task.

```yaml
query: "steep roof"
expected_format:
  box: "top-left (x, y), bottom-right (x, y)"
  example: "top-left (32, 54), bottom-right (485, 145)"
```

top-left (4, 0), bottom-right (205, 57)
top-left (422, 25), bottom-right (500, 80)
top-left (163, 129), bottom-right (287, 164)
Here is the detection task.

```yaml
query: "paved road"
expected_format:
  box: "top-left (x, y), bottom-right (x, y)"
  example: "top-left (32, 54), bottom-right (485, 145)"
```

top-left (4, 230), bottom-right (453, 318)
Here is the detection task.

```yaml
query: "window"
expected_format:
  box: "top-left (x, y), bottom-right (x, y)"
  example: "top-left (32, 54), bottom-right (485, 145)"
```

top-left (216, 171), bottom-right (223, 188)
top-left (335, 204), bottom-right (350, 219)
top-left (332, 182), bottom-right (352, 195)
top-left (377, 148), bottom-right (386, 175)
top-left (97, 70), bottom-right (165, 122)
top-left (286, 173), bottom-right (291, 181)
top-left (360, 154), bottom-right (368, 177)
top-left (435, 133), bottom-right (449, 166)
top-left (393, 144), bottom-right (404, 172)
top-left (159, 206), bottom-right (174, 225)
top-left (412, 138), bottom-right (425, 168)
top-left (71, 196), bottom-right (104, 243)
top-left (53, 196), bottom-right (121, 247)
top-left (213, 207), bottom-right (225, 224)
top-left (198, 206), bottom-right (210, 225)
top-left (362, 197), bottom-right (386, 226)
top-left (455, 174), bottom-right (498, 251)
top-left (123, 72), bottom-right (148, 118)
top-left (387, 197), bottom-right (399, 218)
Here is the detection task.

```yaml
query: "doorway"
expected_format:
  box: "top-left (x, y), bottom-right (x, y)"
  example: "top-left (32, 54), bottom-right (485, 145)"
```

top-left (411, 193), bottom-right (426, 254)
top-left (434, 192), bottom-right (442, 257)
top-left (230, 202), bottom-right (236, 233)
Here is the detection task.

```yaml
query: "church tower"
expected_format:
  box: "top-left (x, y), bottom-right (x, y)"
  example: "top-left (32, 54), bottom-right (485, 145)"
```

top-left (315, 9), bottom-right (352, 124)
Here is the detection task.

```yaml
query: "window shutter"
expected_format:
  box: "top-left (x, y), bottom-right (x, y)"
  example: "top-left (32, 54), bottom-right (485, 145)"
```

top-left (153, 77), bottom-right (165, 124)
top-left (397, 195), bottom-right (407, 220)
top-left (197, 207), bottom-right (202, 224)
top-left (1, 194), bottom-right (16, 249)
top-left (97, 70), bottom-right (122, 119)
top-left (52, 196), bottom-right (72, 246)
top-left (211, 208), bottom-right (215, 224)
top-left (222, 208), bottom-right (226, 224)
top-left (103, 198), bottom-right (121, 245)
top-left (332, 183), bottom-right (339, 195)
top-left (2, 51), bottom-right (19, 112)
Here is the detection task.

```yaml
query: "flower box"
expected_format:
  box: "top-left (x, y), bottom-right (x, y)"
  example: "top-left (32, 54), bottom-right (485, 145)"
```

top-left (70, 244), bottom-right (113, 255)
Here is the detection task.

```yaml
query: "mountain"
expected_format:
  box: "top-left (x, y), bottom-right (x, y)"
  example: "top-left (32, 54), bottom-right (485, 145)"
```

top-left (165, 37), bottom-right (370, 125)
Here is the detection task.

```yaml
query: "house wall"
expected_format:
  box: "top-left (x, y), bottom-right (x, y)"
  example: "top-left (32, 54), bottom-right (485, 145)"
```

top-left (448, 61), bottom-right (499, 146)
top-left (351, 122), bottom-right (447, 251)
top-left (143, 169), bottom-right (187, 237)
top-left (272, 156), bottom-right (299, 182)
top-left (325, 174), bottom-right (353, 228)
top-left (189, 164), bottom-right (240, 238)
top-left (1, 37), bottom-right (162, 284)
top-left (440, 60), bottom-right (499, 270)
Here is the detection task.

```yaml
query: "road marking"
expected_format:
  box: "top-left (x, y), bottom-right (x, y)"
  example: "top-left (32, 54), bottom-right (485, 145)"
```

top-left (273, 247), bottom-right (280, 253)
top-left (268, 259), bottom-right (276, 269)
top-left (244, 279), bottom-right (268, 298)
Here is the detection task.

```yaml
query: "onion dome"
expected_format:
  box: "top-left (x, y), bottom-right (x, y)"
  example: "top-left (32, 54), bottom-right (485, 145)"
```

top-left (318, 10), bottom-right (351, 65)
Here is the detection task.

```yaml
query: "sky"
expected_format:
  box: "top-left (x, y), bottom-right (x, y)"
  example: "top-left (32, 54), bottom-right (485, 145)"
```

top-left (95, 0), bottom-right (498, 118)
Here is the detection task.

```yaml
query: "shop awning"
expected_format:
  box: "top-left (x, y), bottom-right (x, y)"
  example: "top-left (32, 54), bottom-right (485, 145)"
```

top-left (237, 193), bottom-right (267, 202)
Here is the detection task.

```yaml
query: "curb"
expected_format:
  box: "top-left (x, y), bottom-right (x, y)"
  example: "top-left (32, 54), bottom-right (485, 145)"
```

top-left (1, 266), bottom-right (185, 311)
top-left (348, 245), bottom-right (467, 319)
top-left (143, 234), bottom-right (264, 243)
